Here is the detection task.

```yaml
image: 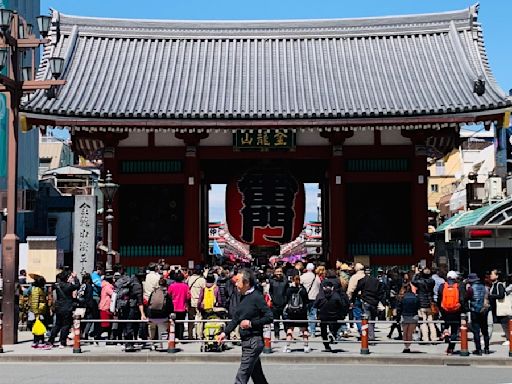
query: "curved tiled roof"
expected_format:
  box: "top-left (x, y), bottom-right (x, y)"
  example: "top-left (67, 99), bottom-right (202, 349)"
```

top-left (23, 4), bottom-right (510, 121)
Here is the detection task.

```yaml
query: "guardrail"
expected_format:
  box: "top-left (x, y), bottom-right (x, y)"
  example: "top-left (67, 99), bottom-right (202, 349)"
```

top-left (69, 314), bottom-right (511, 357)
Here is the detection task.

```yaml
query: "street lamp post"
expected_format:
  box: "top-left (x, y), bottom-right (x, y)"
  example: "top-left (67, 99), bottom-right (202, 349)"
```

top-left (98, 171), bottom-right (119, 271)
top-left (0, 10), bottom-right (65, 344)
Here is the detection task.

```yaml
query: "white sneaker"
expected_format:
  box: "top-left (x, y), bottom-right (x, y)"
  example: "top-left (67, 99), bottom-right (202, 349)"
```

top-left (304, 346), bottom-right (311, 353)
top-left (282, 346), bottom-right (291, 353)
top-left (502, 341), bottom-right (510, 346)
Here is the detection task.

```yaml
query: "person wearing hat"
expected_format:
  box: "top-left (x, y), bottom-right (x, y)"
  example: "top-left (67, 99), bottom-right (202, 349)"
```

top-left (300, 262), bottom-right (321, 336)
top-left (187, 265), bottom-right (206, 340)
top-left (466, 273), bottom-right (490, 355)
top-left (436, 271), bottom-right (467, 355)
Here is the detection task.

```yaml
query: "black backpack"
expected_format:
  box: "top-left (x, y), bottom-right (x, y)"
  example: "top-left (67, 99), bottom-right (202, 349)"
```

top-left (287, 288), bottom-right (305, 314)
top-left (114, 275), bottom-right (132, 311)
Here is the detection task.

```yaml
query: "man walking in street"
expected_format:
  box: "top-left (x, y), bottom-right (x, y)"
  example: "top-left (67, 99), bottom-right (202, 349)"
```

top-left (218, 268), bottom-right (273, 384)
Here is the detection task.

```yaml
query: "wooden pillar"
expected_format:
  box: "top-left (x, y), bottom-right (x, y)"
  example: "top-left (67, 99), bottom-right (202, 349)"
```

top-left (177, 133), bottom-right (208, 266)
top-left (322, 131), bottom-right (353, 267)
top-left (411, 141), bottom-right (429, 265)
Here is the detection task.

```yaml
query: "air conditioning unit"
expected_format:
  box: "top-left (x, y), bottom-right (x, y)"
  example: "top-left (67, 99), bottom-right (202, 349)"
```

top-left (485, 176), bottom-right (502, 201)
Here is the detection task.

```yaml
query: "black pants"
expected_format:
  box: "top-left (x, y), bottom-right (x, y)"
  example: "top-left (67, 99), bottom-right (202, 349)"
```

top-left (118, 306), bottom-right (140, 344)
top-left (320, 320), bottom-right (341, 349)
top-left (272, 307), bottom-right (284, 338)
top-left (175, 312), bottom-right (186, 340)
top-left (442, 312), bottom-right (461, 352)
top-left (471, 311), bottom-right (490, 351)
top-left (49, 311), bottom-right (73, 346)
top-left (234, 336), bottom-right (268, 384)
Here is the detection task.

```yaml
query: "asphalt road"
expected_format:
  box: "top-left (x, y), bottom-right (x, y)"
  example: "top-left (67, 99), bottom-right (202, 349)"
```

top-left (2, 363), bottom-right (512, 384)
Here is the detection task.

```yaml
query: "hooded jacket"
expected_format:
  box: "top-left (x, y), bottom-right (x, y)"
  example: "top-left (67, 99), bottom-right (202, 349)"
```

top-left (314, 288), bottom-right (349, 320)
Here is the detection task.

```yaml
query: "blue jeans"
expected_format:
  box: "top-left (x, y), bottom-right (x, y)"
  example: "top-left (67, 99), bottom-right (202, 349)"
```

top-left (307, 302), bottom-right (317, 335)
top-left (362, 302), bottom-right (377, 340)
top-left (352, 301), bottom-right (363, 333)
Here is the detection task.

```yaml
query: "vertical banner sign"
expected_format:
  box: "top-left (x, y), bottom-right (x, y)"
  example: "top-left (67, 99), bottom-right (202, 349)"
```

top-left (73, 196), bottom-right (96, 276)
top-left (0, 0), bottom-right (9, 179)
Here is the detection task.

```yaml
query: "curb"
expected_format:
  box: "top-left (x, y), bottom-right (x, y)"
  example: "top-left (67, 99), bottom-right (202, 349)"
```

top-left (0, 353), bottom-right (511, 366)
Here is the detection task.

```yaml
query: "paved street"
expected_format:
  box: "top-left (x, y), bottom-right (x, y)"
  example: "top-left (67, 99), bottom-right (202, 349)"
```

top-left (1, 362), bottom-right (512, 384)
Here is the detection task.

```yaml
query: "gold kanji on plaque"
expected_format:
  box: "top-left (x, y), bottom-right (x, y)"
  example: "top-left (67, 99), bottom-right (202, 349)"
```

top-left (240, 133), bottom-right (253, 145)
top-left (274, 131), bottom-right (288, 146)
top-left (256, 132), bottom-right (270, 146)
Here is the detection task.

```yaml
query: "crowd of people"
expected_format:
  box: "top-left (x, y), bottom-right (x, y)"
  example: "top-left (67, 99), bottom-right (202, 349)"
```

top-left (20, 259), bottom-right (512, 355)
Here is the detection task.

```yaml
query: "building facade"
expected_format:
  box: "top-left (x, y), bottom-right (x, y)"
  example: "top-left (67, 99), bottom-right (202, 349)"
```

top-left (21, 6), bottom-right (511, 269)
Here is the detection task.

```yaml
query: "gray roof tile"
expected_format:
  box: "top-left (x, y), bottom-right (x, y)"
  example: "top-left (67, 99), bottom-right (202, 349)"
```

top-left (23, 5), bottom-right (510, 120)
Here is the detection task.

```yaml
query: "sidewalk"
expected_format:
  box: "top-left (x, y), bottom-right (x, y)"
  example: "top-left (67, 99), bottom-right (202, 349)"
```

top-left (1, 324), bottom-right (511, 365)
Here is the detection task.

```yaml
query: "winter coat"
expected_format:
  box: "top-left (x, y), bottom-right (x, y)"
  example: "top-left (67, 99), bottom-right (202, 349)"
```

top-left (216, 276), bottom-right (229, 306)
top-left (98, 280), bottom-right (114, 312)
top-left (411, 274), bottom-right (435, 308)
top-left (355, 275), bottom-right (385, 307)
top-left (269, 277), bottom-right (288, 308)
top-left (54, 278), bottom-right (80, 315)
top-left (225, 278), bottom-right (241, 318)
top-left (397, 292), bottom-right (420, 318)
top-left (314, 289), bottom-right (349, 321)
top-left (30, 286), bottom-right (47, 316)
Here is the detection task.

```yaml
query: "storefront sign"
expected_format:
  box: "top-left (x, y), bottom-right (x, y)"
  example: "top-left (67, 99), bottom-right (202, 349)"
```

top-left (233, 130), bottom-right (295, 151)
top-left (226, 168), bottom-right (304, 247)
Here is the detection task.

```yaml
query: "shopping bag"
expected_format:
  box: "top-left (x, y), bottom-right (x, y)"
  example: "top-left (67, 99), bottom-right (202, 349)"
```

top-left (32, 318), bottom-right (47, 336)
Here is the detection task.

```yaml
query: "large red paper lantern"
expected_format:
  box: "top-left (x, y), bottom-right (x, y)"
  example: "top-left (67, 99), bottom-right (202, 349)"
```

top-left (226, 168), bottom-right (305, 247)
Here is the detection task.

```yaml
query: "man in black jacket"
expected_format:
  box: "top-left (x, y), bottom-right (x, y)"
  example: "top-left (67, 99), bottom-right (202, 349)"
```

top-left (218, 269), bottom-right (273, 384)
top-left (412, 267), bottom-right (437, 342)
top-left (355, 271), bottom-right (385, 341)
top-left (269, 267), bottom-right (288, 339)
top-left (48, 271), bottom-right (80, 348)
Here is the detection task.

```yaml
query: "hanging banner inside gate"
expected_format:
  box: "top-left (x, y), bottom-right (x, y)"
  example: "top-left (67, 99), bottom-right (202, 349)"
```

top-left (226, 168), bottom-right (305, 247)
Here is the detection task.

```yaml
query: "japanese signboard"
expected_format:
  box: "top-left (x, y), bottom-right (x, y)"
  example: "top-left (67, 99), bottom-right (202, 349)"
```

top-left (73, 196), bottom-right (96, 276)
top-left (233, 130), bottom-right (295, 151)
top-left (226, 169), bottom-right (305, 247)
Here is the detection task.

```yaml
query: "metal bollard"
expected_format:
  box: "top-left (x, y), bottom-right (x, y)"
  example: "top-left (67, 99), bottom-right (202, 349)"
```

top-left (509, 318), bottom-right (512, 358)
top-left (72, 314), bottom-right (82, 354)
top-left (0, 312), bottom-right (3, 353)
top-left (459, 313), bottom-right (469, 357)
top-left (360, 315), bottom-right (369, 355)
top-left (167, 314), bottom-right (177, 353)
top-left (263, 324), bottom-right (272, 354)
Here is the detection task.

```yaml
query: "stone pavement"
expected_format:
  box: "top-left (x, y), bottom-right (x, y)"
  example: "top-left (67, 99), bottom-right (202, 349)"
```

top-left (1, 324), bottom-right (511, 366)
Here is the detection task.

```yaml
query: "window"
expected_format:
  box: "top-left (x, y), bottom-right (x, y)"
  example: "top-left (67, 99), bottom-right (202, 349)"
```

top-left (435, 160), bottom-right (445, 176)
top-left (431, 184), bottom-right (439, 193)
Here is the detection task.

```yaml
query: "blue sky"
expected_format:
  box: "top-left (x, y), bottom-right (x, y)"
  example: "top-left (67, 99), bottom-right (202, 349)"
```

top-left (39, 0), bottom-right (512, 222)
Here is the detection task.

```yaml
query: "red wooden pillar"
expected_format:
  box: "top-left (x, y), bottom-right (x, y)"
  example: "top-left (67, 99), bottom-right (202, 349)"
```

top-left (411, 143), bottom-right (429, 265)
top-left (328, 146), bottom-right (344, 267)
top-left (184, 146), bottom-right (202, 266)
top-left (322, 132), bottom-right (352, 267)
top-left (177, 133), bottom-right (208, 266)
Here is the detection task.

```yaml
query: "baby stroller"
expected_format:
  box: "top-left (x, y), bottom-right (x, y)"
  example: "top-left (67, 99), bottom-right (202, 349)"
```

top-left (201, 308), bottom-right (227, 352)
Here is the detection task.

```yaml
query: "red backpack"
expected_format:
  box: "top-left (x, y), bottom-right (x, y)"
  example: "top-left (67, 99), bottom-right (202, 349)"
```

top-left (441, 282), bottom-right (461, 313)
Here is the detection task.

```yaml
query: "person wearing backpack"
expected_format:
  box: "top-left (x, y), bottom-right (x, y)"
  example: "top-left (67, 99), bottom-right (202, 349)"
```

top-left (314, 280), bottom-right (349, 352)
top-left (148, 277), bottom-right (174, 350)
top-left (437, 270), bottom-right (467, 355)
top-left (283, 275), bottom-right (310, 353)
top-left (466, 273), bottom-right (490, 355)
top-left (198, 273), bottom-right (222, 316)
top-left (114, 270), bottom-right (147, 352)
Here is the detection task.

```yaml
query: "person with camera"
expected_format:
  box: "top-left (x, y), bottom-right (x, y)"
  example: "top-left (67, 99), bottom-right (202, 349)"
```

top-left (47, 271), bottom-right (80, 348)
top-left (218, 269), bottom-right (273, 384)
